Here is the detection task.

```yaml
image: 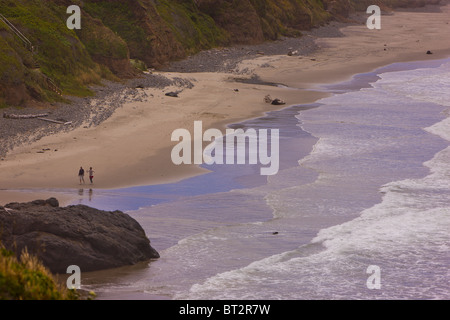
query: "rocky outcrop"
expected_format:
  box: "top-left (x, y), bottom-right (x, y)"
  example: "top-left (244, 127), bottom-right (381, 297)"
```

top-left (0, 198), bottom-right (159, 274)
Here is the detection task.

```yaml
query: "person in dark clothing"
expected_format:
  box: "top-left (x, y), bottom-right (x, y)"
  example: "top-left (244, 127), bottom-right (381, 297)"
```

top-left (78, 167), bottom-right (85, 184)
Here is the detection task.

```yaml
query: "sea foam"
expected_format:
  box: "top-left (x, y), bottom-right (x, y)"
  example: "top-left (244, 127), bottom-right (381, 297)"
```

top-left (180, 59), bottom-right (450, 300)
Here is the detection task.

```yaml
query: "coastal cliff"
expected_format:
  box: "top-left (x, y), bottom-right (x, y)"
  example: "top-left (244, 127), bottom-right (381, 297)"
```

top-left (0, 0), bottom-right (443, 107)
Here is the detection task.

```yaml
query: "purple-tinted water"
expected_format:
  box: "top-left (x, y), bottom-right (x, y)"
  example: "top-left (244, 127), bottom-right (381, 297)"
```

top-left (76, 58), bottom-right (450, 300)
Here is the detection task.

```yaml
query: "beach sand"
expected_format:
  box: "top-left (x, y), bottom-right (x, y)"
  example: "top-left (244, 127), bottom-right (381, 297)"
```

top-left (1, 4), bottom-right (450, 205)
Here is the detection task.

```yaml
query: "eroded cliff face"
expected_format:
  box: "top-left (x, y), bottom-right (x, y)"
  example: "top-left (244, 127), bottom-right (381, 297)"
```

top-left (82, 0), bottom-right (187, 68)
top-left (0, 0), bottom-right (443, 107)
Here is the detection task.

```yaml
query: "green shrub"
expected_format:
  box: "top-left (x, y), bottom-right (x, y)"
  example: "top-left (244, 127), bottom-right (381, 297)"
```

top-left (130, 59), bottom-right (148, 72)
top-left (0, 245), bottom-right (79, 300)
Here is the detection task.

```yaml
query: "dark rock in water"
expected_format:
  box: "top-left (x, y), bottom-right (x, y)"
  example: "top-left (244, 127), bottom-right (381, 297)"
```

top-left (271, 98), bottom-right (286, 105)
top-left (0, 199), bottom-right (159, 273)
top-left (426, 50), bottom-right (433, 54)
top-left (165, 91), bottom-right (179, 97)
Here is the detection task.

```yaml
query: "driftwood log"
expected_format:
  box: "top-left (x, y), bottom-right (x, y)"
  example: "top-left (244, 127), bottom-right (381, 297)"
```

top-left (264, 95), bottom-right (286, 105)
top-left (3, 112), bottom-right (71, 125)
top-left (264, 95), bottom-right (273, 103)
top-left (3, 112), bottom-right (49, 119)
top-left (37, 117), bottom-right (72, 125)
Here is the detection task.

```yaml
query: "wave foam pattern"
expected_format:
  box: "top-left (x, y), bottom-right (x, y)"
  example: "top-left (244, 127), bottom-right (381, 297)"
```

top-left (181, 61), bottom-right (450, 299)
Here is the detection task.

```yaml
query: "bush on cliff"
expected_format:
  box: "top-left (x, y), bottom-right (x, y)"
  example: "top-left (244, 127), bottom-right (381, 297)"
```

top-left (0, 245), bottom-right (79, 300)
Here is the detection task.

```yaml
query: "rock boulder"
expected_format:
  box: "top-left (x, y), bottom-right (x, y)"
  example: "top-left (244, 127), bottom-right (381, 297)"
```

top-left (0, 198), bottom-right (159, 274)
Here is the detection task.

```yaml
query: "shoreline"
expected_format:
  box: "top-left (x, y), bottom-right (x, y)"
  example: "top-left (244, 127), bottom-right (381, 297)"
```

top-left (1, 4), bottom-right (450, 206)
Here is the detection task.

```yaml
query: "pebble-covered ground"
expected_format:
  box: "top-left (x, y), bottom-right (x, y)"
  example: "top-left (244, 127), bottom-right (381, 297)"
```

top-left (162, 22), bottom-right (348, 73)
top-left (0, 74), bottom-right (194, 158)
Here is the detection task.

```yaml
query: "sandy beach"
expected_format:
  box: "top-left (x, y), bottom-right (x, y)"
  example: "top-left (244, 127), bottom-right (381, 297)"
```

top-left (1, 3), bottom-right (450, 205)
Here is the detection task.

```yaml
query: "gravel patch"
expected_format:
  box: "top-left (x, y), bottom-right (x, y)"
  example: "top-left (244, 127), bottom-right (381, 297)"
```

top-left (0, 74), bottom-right (194, 158)
top-left (162, 21), bottom-right (349, 74)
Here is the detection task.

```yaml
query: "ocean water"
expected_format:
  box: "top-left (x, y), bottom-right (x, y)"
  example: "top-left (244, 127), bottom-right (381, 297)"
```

top-left (80, 58), bottom-right (450, 300)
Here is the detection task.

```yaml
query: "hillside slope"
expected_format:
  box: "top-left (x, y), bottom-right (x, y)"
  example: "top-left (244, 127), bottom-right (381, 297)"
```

top-left (0, 0), bottom-right (442, 108)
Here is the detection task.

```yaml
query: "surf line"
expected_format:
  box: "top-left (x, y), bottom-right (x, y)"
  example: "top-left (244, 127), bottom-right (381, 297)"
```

top-left (171, 121), bottom-right (280, 176)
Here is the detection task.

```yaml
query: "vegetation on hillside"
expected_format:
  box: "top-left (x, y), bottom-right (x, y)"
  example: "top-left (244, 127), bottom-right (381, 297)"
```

top-left (0, 0), bottom-right (441, 108)
top-left (0, 245), bottom-right (79, 300)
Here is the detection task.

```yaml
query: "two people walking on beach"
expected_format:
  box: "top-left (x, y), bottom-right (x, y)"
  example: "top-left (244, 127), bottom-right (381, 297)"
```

top-left (79, 166), bottom-right (95, 184)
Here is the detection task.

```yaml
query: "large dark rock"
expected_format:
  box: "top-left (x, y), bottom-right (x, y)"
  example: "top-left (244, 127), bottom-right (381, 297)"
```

top-left (0, 198), bottom-right (159, 274)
